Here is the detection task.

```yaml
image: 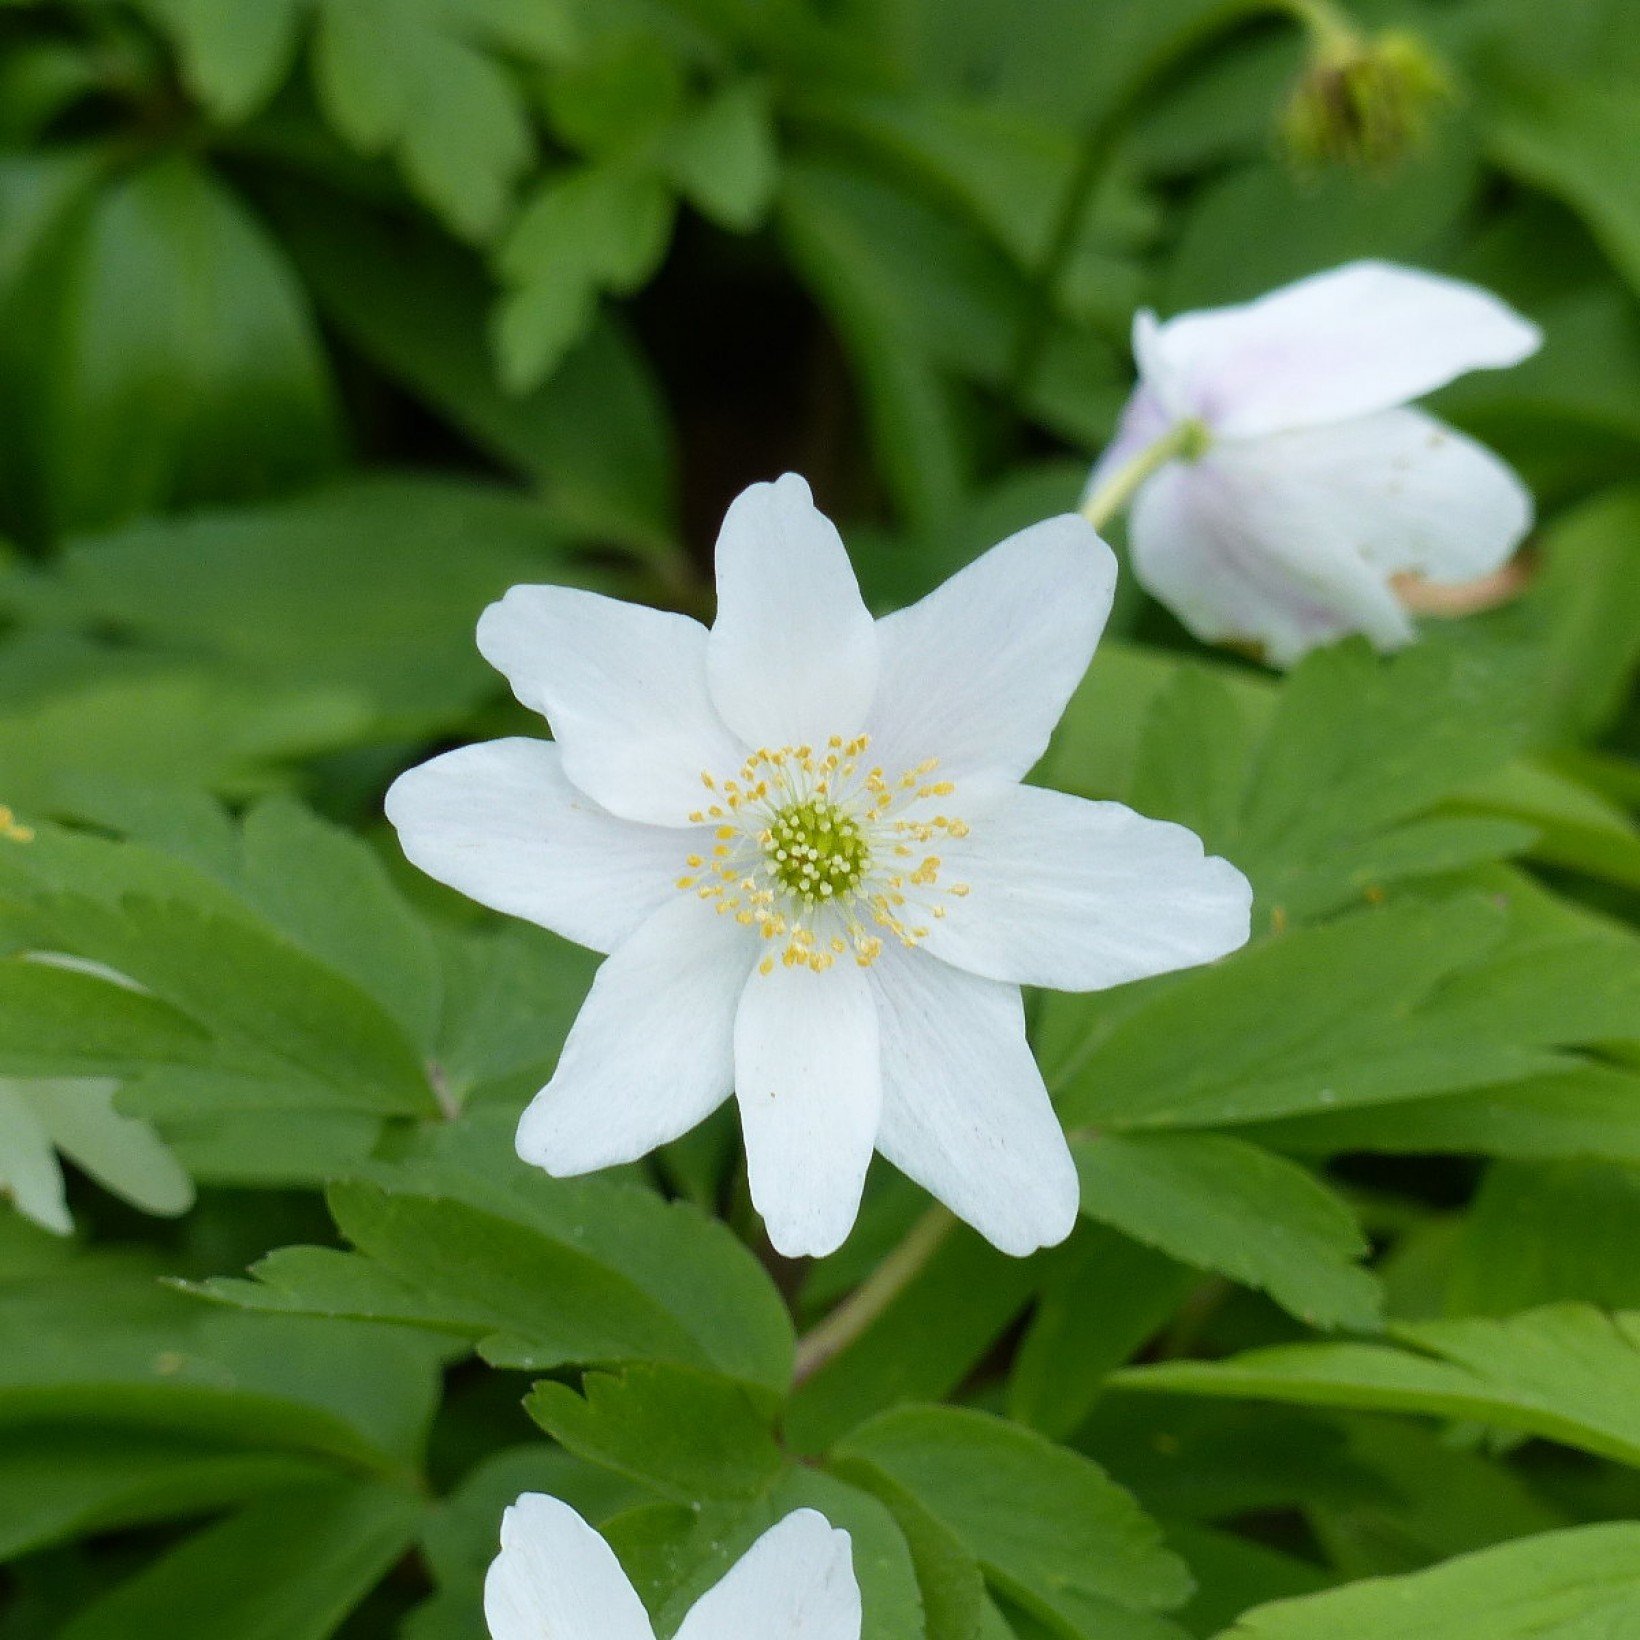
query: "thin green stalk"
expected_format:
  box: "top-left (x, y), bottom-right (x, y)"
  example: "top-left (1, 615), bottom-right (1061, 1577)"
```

top-left (1080, 419), bottom-right (1208, 534)
top-left (791, 1206), bottom-right (957, 1384)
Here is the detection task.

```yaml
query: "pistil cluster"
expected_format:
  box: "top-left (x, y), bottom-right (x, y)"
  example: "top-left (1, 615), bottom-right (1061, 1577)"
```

top-left (675, 734), bottom-right (971, 974)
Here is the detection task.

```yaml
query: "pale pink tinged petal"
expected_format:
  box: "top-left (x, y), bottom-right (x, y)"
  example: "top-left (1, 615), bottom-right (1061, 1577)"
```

top-left (1148, 261), bottom-right (1542, 437)
top-left (734, 960), bottom-right (881, 1259)
top-left (869, 947), bottom-right (1078, 1257)
top-left (920, 784), bottom-right (1252, 991)
top-left (1128, 454), bottom-right (1417, 666)
top-left (1273, 407), bottom-right (1534, 582)
top-left (707, 474), bottom-right (878, 750)
top-left (867, 514), bottom-right (1116, 785)
top-left (477, 585), bottom-right (746, 826)
top-left (385, 739), bottom-right (688, 954)
top-left (1083, 377), bottom-right (1176, 502)
top-left (483, 1494), bottom-right (654, 1640)
top-left (515, 895), bottom-right (756, 1175)
top-left (673, 1510), bottom-right (861, 1640)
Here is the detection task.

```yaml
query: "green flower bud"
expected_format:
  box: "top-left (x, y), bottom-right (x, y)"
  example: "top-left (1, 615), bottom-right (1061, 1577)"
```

top-left (1281, 26), bottom-right (1451, 173)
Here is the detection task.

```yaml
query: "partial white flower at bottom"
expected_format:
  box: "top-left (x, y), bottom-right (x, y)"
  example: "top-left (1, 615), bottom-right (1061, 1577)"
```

top-left (484, 1495), bottom-right (859, 1640)
top-left (388, 474), bottom-right (1251, 1258)
top-left (1089, 260), bottom-right (1541, 665)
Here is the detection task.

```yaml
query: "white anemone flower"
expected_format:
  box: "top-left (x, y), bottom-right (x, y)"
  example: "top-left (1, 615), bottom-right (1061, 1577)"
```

top-left (485, 1496), bottom-right (859, 1640)
top-left (1088, 261), bottom-right (1541, 665)
top-left (387, 475), bottom-right (1251, 1258)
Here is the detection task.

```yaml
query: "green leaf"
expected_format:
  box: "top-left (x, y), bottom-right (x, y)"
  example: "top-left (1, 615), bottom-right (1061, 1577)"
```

top-left (0, 957), bottom-right (212, 1079)
top-left (1209, 1522), bottom-right (1640, 1640)
top-left (1303, 1413), bottom-right (1572, 1582)
top-left (235, 796), bottom-right (443, 1051)
top-left (1130, 641), bottom-right (1538, 927)
top-left (1491, 75), bottom-right (1640, 302)
top-left (312, 0), bottom-right (536, 240)
top-left (1119, 1303), bottom-right (1640, 1469)
top-left (1046, 885), bottom-right (1640, 1133)
top-left (271, 185), bottom-right (679, 558)
top-left (57, 1479), bottom-right (424, 1640)
top-left (40, 155), bottom-right (340, 532)
top-left (526, 1364), bottom-right (783, 1503)
top-left (1008, 1227), bottom-right (1194, 1441)
top-left (1234, 1064), bottom-right (1640, 1164)
top-left (835, 1405), bottom-right (1192, 1635)
top-left (0, 672), bottom-right (373, 809)
top-left (1517, 486), bottom-right (1640, 741)
top-left (1448, 1159), bottom-right (1640, 1315)
top-left (495, 165), bottom-right (675, 392)
top-left (142, 0), bottom-right (306, 119)
top-left (0, 1264), bottom-right (444, 1476)
top-left (204, 1117), bottom-right (795, 1391)
top-left (1072, 1133), bottom-right (1381, 1331)
top-left (0, 892), bottom-right (435, 1115)
top-left (56, 478), bottom-right (582, 725)
top-left (665, 81), bottom-right (779, 230)
top-left (0, 1426), bottom-right (325, 1561)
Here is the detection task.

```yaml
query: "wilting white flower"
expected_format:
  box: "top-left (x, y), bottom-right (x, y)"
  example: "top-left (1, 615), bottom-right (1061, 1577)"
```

top-left (388, 475), bottom-right (1250, 1257)
top-left (1090, 261), bottom-right (1541, 665)
top-left (485, 1497), bottom-right (859, 1640)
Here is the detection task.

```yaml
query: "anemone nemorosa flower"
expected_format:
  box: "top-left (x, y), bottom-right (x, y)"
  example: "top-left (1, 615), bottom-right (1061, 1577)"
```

top-left (1089, 261), bottom-right (1541, 665)
top-left (485, 1496), bottom-right (859, 1640)
top-left (387, 475), bottom-right (1251, 1258)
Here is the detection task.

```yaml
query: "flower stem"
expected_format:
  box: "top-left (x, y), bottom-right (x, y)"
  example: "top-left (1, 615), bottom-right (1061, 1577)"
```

top-left (1274, 0), bottom-right (1362, 52)
top-left (791, 1206), bottom-right (957, 1385)
top-left (1079, 418), bottom-right (1209, 533)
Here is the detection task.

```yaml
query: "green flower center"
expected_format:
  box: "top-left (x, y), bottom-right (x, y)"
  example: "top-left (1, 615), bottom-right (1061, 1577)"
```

top-left (765, 799), bottom-right (871, 904)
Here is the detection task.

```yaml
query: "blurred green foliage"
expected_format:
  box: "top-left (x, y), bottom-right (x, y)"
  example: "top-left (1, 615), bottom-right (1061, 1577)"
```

top-left (1, 0), bottom-right (1639, 1635)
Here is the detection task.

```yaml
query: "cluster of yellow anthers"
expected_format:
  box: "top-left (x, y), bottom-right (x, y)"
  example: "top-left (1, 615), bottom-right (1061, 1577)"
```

top-left (675, 735), bottom-right (971, 975)
top-left (0, 806), bottom-right (34, 843)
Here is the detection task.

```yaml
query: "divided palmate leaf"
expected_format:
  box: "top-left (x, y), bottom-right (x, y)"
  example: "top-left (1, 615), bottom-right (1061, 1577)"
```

top-left (1119, 1303), bottom-right (1640, 1469)
top-left (1072, 1133), bottom-right (1381, 1331)
top-left (202, 1116), bottom-right (795, 1392)
top-left (834, 1404), bottom-right (1194, 1639)
top-left (1044, 882), bottom-right (1640, 1133)
top-left (1210, 1522), bottom-right (1640, 1640)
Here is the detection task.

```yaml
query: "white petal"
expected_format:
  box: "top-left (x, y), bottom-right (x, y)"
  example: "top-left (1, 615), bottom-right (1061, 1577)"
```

top-left (477, 585), bottom-right (746, 826)
top-left (1282, 407), bottom-right (1534, 582)
top-left (867, 515), bottom-right (1116, 785)
top-left (483, 1493), bottom-right (654, 1640)
top-left (385, 739), bottom-right (687, 955)
top-left (707, 475), bottom-right (878, 750)
top-left (1147, 261), bottom-right (1541, 437)
top-left (673, 1510), bottom-right (860, 1640)
top-left (869, 947), bottom-right (1077, 1257)
top-left (1129, 455), bottom-right (1416, 666)
top-left (516, 895), bottom-right (755, 1174)
top-left (921, 785), bottom-right (1252, 991)
top-left (733, 960), bottom-right (881, 1259)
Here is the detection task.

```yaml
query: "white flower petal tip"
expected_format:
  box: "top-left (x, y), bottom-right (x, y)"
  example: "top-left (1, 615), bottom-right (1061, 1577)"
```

top-left (708, 472), bottom-right (878, 751)
top-left (483, 1494), bottom-right (654, 1640)
top-left (675, 1508), bottom-right (861, 1640)
top-left (735, 961), bottom-right (881, 1260)
top-left (474, 584), bottom-right (744, 826)
top-left (1099, 262), bottom-right (1540, 665)
top-left (384, 739), bottom-right (687, 955)
top-left (514, 895), bottom-right (751, 1177)
top-left (482, 1496), bottom-right (860, 1640)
